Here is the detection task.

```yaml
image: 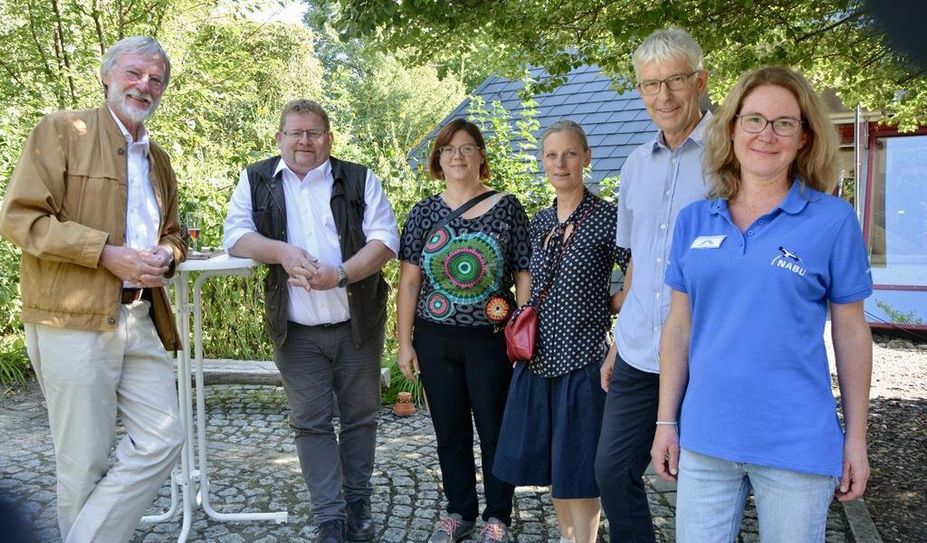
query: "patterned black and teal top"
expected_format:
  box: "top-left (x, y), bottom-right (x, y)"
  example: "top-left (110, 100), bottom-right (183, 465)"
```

top-left (399, 193), bottom-right (531, 327)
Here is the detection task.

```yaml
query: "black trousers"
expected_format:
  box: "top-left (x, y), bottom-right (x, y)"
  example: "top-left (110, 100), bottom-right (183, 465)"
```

top-left (414, 318), bottom-right (514, 525)
top-left (595, 351), bottom-right (660, 543)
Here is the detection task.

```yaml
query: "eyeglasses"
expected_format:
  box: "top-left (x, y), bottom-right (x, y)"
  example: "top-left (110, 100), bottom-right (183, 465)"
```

top-left (438, 144), bottom-right (480, 157)
top-left (121, 67), bottom-right (165, 91)
top-left (282, 128), bottom-right (328, 140)
top-left (637, 71), bottom-right (698, 95)
top-left (737, 114), bottom-right (804, 137)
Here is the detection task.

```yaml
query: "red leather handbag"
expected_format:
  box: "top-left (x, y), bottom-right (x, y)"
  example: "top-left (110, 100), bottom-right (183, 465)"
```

top-left (504, 305), bottom-right (538, 362)
top-left (504, 198), bottom-right (597, 363)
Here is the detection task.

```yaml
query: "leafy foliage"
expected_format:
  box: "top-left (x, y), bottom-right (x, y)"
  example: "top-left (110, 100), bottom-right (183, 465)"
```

top-left (316, 0), bottom-right (927, 129)
top-left (0, 1), bottom-right (329, 384)
top-left (875, 300), bottom-right (924, 325)
top-left (0, 1), bottom-right (552, 398)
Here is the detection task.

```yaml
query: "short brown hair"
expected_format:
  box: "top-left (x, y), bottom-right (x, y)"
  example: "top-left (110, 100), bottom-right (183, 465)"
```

top-left (278, 99), bottom-right (330, 132)
top-left (428, 118), bottom-right (491, 180)
top-left (704, 66), bottom-right (838, 199)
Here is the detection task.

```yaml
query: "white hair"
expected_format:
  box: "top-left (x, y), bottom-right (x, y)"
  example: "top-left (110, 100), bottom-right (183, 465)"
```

top-left (100, 36), bottom-right (171, 90)
top-left (632, 27), bottom-right (704, 79)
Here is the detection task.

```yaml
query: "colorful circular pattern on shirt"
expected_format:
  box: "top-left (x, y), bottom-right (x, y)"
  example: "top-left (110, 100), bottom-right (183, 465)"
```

top-left (484, 295), bottom-right (512, 324)
top-left (425, 227), bottom-right (452, 252)
top-left (423, 231), bottom-right (503, 305)
top-left (425, 292), bottom-right (452, 320)
top-left (443, 247), bottom-right (487, 289)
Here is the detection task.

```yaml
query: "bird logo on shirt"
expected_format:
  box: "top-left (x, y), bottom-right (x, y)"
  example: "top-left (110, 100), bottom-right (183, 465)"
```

top-left (778, 246), bottom-right (802, 262)
top-left (771, 246), bottom-right (806, 276)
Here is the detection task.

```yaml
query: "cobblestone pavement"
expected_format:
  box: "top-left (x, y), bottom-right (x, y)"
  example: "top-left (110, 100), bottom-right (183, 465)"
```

top-left (1, 383), bottom-right (847, 542)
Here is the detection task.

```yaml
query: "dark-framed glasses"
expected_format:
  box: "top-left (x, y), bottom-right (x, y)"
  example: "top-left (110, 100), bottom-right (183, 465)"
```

top-left (283, 128), bottom-right (327, 140)
top-left (439, 144), bottom-right (480, 157)
top-left (637, 71), bottom-right (698, 95)
top-left (737, 114), bottom-right (804, 137)
top-left (122, 68), bottom-right (165, 91)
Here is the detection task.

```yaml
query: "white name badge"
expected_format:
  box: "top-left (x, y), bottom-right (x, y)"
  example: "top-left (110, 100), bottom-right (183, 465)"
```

top-left (690, 235), bottom-right (726, 249)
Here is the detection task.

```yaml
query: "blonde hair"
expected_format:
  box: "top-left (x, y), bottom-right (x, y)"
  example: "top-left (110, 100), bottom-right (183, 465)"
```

top-left (278, 99), bottom-right (330, 132)
top-left (540, 119), bottom-right (589, 152)
top-left (704, 66), bottom-right (838, 199)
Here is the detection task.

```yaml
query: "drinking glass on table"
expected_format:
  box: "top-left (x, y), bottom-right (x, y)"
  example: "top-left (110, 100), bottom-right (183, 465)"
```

top-left (186, 212), bottom-right (201, 253)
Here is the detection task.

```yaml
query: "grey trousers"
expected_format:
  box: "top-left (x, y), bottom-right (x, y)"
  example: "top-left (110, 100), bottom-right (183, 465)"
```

top-left (274, 320), bottom-right (384, 524)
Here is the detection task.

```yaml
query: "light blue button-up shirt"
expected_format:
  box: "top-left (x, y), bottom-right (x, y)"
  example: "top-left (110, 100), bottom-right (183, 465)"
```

top-left (613, 112), bottom-right (712, 373)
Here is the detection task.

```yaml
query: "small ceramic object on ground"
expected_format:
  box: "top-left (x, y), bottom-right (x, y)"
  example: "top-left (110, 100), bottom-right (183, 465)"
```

top-left (393, 391), bottom-right (416, 416)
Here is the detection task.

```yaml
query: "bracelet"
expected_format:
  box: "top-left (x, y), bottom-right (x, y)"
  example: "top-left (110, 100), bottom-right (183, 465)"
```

top-left (655, 420), bottom-right (678, 426)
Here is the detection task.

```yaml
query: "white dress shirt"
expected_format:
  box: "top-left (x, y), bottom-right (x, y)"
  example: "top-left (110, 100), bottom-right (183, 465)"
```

top-left (109, 109), bottom-right (160, 287)
top-left (223, 158), bottom-right (399, 326)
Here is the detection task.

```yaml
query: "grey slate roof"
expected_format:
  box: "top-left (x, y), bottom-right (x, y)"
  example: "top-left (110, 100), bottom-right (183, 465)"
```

top-left (412, 65), bottom-right (658, 187)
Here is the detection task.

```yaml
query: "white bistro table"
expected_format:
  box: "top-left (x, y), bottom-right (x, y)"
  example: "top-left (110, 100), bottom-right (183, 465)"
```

top-left (142, 254), bottom-right (288, 542)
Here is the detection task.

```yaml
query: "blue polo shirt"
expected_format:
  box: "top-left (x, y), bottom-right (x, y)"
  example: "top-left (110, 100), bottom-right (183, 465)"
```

top-left (665, 181), bottom-right (872, 477)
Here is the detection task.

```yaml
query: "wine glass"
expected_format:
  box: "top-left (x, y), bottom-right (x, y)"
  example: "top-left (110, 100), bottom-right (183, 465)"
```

top-left (186, 212), bottom-right (201, 253)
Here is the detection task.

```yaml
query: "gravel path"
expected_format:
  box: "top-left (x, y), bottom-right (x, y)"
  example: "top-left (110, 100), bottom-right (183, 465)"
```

top-left (861, 335), bottom-right (927, 543)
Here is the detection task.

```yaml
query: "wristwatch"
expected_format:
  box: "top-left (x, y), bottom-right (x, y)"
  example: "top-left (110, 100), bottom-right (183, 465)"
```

top-left (336, 265), bottom-right (349, 288)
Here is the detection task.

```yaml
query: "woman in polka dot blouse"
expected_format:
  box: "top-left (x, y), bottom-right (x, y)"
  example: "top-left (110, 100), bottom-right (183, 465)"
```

top-left (493, 120), bottom-right (630, 543)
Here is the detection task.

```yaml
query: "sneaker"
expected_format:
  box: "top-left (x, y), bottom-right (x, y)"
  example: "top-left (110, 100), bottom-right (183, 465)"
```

top-left (317, 519), bottom-right (345, 543)
top-left (477, 518), bottom-right (508, 543)
top-left (346, 500), bottom-right (375, 541)
top-left (427, 513), bottom-right (475, 543)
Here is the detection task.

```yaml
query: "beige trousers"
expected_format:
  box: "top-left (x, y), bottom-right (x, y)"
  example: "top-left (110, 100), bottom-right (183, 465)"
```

top-left (25, 300), bottom-right (184, 543)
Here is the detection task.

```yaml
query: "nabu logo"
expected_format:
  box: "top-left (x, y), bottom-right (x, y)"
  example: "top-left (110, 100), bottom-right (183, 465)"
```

top-left (770, 246), bottom-right (806, 276)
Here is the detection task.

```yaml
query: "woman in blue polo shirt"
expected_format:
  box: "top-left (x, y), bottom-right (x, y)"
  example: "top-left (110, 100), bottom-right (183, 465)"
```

top-left (651, 66), bottom-right (873, 542)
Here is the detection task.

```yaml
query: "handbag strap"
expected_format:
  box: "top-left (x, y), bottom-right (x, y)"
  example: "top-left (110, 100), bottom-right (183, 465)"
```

top-left (533, 197), bottom-right (598, 309)
top-left (426, 190), bottom-right (499, 241)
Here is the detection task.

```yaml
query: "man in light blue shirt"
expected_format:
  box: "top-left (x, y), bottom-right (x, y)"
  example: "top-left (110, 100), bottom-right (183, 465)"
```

top-left (594, 27), bottom-right (711, 542)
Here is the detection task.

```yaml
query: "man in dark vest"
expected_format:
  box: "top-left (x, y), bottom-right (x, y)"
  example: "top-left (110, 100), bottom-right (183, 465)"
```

top-left (223, 99), bottom-right (398, 543)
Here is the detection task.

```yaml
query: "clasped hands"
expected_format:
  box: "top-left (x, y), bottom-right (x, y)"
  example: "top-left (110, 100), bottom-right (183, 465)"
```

top-left (101, 244), bottom-right (173, 287)
top-left (281, 245), bottom-right (338, 291)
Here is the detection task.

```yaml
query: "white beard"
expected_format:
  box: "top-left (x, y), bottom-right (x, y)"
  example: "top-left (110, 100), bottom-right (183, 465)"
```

top-left (109, 88), bottom-right (160, 125)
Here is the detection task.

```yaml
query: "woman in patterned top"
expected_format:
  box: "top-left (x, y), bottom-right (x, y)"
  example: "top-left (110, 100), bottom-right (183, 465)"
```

top-left (493, 120), bottom-right (630, 543)
top-left (396, 118), bottom-right (531, 543)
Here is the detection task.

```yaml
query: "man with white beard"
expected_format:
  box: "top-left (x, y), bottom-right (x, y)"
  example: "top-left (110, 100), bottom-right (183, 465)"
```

top-left (0, 36), bottom-right (186, 543)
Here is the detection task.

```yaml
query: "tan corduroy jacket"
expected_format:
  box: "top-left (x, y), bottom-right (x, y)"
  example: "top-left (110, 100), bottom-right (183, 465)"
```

top-left (0, 107), bottom-right (186, 351)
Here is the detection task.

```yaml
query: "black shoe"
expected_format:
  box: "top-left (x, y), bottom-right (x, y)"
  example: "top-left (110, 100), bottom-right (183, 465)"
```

top-left (317, 519), bottom-right (345, 543)
top-left (346, 500), bottom-right (376, 541)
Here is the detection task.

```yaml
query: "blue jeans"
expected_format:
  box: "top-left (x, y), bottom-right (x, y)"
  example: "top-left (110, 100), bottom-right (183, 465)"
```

top-left (676, 449), bottom-right (838, 543)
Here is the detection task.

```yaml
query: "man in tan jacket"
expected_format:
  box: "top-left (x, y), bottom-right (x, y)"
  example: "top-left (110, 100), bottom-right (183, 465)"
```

top-left (0, 36), bottom-right (185, 543)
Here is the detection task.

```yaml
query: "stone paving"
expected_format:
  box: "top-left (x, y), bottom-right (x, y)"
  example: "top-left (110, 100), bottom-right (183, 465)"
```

top-left (0, 383), bottom-right (848, 542)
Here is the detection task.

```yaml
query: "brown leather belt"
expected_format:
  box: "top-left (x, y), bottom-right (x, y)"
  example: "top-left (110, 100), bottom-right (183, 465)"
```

top-left (121, 288), bottom-right (146, 304)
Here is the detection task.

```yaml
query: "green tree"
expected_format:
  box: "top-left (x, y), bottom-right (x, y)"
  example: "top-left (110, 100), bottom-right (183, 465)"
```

top-left (315, 0), bottom-right (927, 130)
top-left (0, 0), bottom-right (323, 381)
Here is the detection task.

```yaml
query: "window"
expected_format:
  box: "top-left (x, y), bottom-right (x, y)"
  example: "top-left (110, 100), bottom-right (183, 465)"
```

top-left (868, 134), bottom-right (927, 286)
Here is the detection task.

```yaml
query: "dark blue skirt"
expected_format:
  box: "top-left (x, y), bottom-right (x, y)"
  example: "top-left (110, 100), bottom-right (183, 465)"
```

top-left (492, 361), bottom-right (606, 498)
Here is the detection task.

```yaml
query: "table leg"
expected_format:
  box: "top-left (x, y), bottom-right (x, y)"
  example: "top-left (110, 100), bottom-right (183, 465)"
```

top-left (193, 270), bottom-right (288, 524)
